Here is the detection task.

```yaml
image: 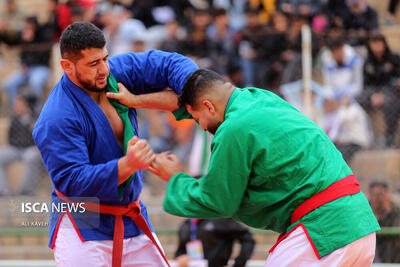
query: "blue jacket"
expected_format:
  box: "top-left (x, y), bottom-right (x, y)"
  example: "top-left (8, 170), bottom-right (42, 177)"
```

top-left (33, 50), bottom-right (198, 247)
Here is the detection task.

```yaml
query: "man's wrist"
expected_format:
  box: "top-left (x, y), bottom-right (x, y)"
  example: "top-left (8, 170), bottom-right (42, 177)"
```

top-left (118, 156), bottom-right (138, 185)
top-left (127, 93), bottom-right (139, 108)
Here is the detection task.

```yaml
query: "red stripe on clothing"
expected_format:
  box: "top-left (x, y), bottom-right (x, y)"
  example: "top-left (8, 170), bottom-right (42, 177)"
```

top-left (268, 223), bottom-right (321, 259)
top-left (50, 212), bottom-right (65, 249)
top-left (66, 211), bottom-right (85, 243)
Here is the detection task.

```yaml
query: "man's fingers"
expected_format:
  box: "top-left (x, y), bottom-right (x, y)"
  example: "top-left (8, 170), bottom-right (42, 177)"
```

top-left (127, 136), bottom-right (139, 147)
top-left (106, 92), bottom-right (119, 99)
top-left (134, 141), bottom-right (151, 154)
top-left (117, 83), bottom-right (128, 92)
top-left (142, 150), bottom-right (155, 164)
top-left (157, 153), bottom-right (170, 162)
top-left (147, 166), bottom-right (160, 176)
top-left (133, 139), bottom-right (148, 149)
top-left (167, 154), bottom-right (179, 161)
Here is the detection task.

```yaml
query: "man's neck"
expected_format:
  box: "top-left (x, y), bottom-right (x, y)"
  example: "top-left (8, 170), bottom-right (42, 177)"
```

top-left (84, 89), bottom-right (107, 104)
top-left (220, 83), bottom-right (235, 120)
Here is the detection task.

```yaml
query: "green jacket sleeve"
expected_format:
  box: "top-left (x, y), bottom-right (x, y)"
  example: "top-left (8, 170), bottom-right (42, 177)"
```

top-left (163, 122), bottom-right (253, 218)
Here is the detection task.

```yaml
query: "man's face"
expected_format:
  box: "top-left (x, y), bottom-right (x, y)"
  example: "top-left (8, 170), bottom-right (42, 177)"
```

top-left (369, 39), bottom-right (385, 56)
top-left (331, 46), bottom-right (344, 65)
top-left (71, 47), bottom-right (109, 92)
top-left (370, 186), bottom-right (389, 207)
top-left (187, 103), bottom-right (222, 135)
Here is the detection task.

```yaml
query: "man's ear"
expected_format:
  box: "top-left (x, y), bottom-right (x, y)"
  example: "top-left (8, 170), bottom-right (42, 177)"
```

top-left (60, 59), bottom-right (73, 74)
top-left (202, 100), bottom-right (215, 115)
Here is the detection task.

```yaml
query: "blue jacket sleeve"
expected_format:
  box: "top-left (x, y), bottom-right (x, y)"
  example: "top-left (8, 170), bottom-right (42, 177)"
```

top-left (33, 116), bottom-right (120, 202)
top-left (108, 50), bottom-right (198, 95)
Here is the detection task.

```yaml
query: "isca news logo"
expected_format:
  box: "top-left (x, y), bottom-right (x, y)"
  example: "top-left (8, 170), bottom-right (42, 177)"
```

top-left (21, 202), bottom-right (86, 213)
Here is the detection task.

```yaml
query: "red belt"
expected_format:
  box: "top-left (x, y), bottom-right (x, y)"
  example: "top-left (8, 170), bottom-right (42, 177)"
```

top-left (290, 174), bottom-right (360, 224)
top-left (55, 190), bottom-right (170, 267)
top-left (270, 175), bottom-right (361, 254)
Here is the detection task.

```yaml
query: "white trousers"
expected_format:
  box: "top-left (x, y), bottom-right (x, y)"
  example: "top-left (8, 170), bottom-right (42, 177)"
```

top-left (54, 215), bottom-right (169, 267)
top-left (266, 226), bottom-right (376, 267)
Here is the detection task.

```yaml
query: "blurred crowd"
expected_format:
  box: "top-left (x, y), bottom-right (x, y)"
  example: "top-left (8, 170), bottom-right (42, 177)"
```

top-left (0, 0), bottom-right (400, 263)
top-left (0, 0), bottom-right (398, 192)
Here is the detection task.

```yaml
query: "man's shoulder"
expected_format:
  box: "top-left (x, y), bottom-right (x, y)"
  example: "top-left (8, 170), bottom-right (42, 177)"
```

top-left (42, 83), bottom-right (77, 115)
top-left (35, 84), bottom-right (81, 132)
top-left (213, 115), bottom-right (248, 143)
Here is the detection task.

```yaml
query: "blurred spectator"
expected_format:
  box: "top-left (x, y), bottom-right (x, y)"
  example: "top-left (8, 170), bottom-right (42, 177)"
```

top-left (312, 11), bottom-right (329, 34)
top-left (206, 8), bottom-right (237, 75)
top-left (238, 7), bottom-right (268, 86)
top-left (56, 0), bottom-right (96, 33)
top-left (335, 0), bottom-right (378, 45)
top-left (279, 0), bottom-right (322, 17)
top-left (127, 0), bottom-right (157, 28)
top-left (159, 19), bottom-right (187, 52)
top-left (324, 0), bottom-right (347, 18)
top-left (179, 9), bottom-right (215, 68)
top-left (246, 0), bottom-right (277, 24)
top-left (188, 125), bottom-right (212, 178)
top-left (2, 16), bottom-right (52, 108)
top-left (186, 8), bottom-right (211, 34)
top-left (44, 0), bottom-right (63, 41)
top-left (144, 8), bottom-right (185, 50)
top-left (175, 218), bottom-right (255, 267)
top-left (167, 113), bottom-right (195, 165)
top-left (358, 33), bottom-right (400, 148)
top-left (342, 0), bottom-right (378, 31)
top-left (95, 0), bottom-right (125, 17)
top-left (321, 37), bottom-right (363, 101)
top-left (140, 110), bottom-right (173, 154)
top-left (0, 94), bottom-right (42, 196)
top-left (369, 182), bottom-right (400, 263)
top-left (179, 31), bottom-right (216, 69)
top-left (278, 14), bottom-right (308, 86)
top-left (280, 80), bottom-right (324, 125)
top-left (0, 0), bottom-right (25, 42)
top-left (227, 65), bottom-right (244, 88)
top-left (321, 92), bottom-right (372, 164)
top-left (386, 0), bottom-right (399, 25)
top-left (100, 7), bottom-right (147, 56)
top-left (133, 39), bottom-right (146, 53)
top-left (213, 0), bottom-right (248, 30)
top-left (128, 0), bottom-right (178, 28)
top-left (262, 11), bottom-right (293, 89)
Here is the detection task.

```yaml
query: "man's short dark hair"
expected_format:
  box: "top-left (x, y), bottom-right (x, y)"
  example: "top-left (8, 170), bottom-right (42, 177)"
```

top-left (60, 22), bottom-right (106, 61)
top-left (213, 7), bottom-right (227, 18)
top-left (179, 69), bottom-right (226, 108)
top-left (326, 37), bottom-right (345, 50)
top-left (369, 181), bottom-right (388, 190)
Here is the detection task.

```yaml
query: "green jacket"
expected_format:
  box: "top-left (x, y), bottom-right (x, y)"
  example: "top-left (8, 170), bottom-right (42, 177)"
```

top-left (165, 88), bottom-right (380, 257)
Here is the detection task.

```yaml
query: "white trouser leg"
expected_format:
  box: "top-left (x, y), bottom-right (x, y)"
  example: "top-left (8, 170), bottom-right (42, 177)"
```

top-left (265, 226), bottom-right (376, 267)
top-left (54, 215), bottom-right (168, 267)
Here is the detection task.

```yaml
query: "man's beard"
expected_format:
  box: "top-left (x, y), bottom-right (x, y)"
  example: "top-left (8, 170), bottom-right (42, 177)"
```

top-left (76, 71), bottom-right (108, 92)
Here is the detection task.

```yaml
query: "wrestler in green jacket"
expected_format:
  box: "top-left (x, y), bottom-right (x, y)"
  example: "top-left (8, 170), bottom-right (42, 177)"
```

top-left (159, 76), bottom-right (380, 258)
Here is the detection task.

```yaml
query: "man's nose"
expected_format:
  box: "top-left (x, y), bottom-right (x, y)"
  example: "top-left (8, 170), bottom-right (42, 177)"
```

top-left (98, 61), bottom-right (108, 75)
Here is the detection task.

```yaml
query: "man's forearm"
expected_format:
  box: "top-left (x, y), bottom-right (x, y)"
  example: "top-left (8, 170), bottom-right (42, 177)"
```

top-left (132, 90), bottom-right (179, 112)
